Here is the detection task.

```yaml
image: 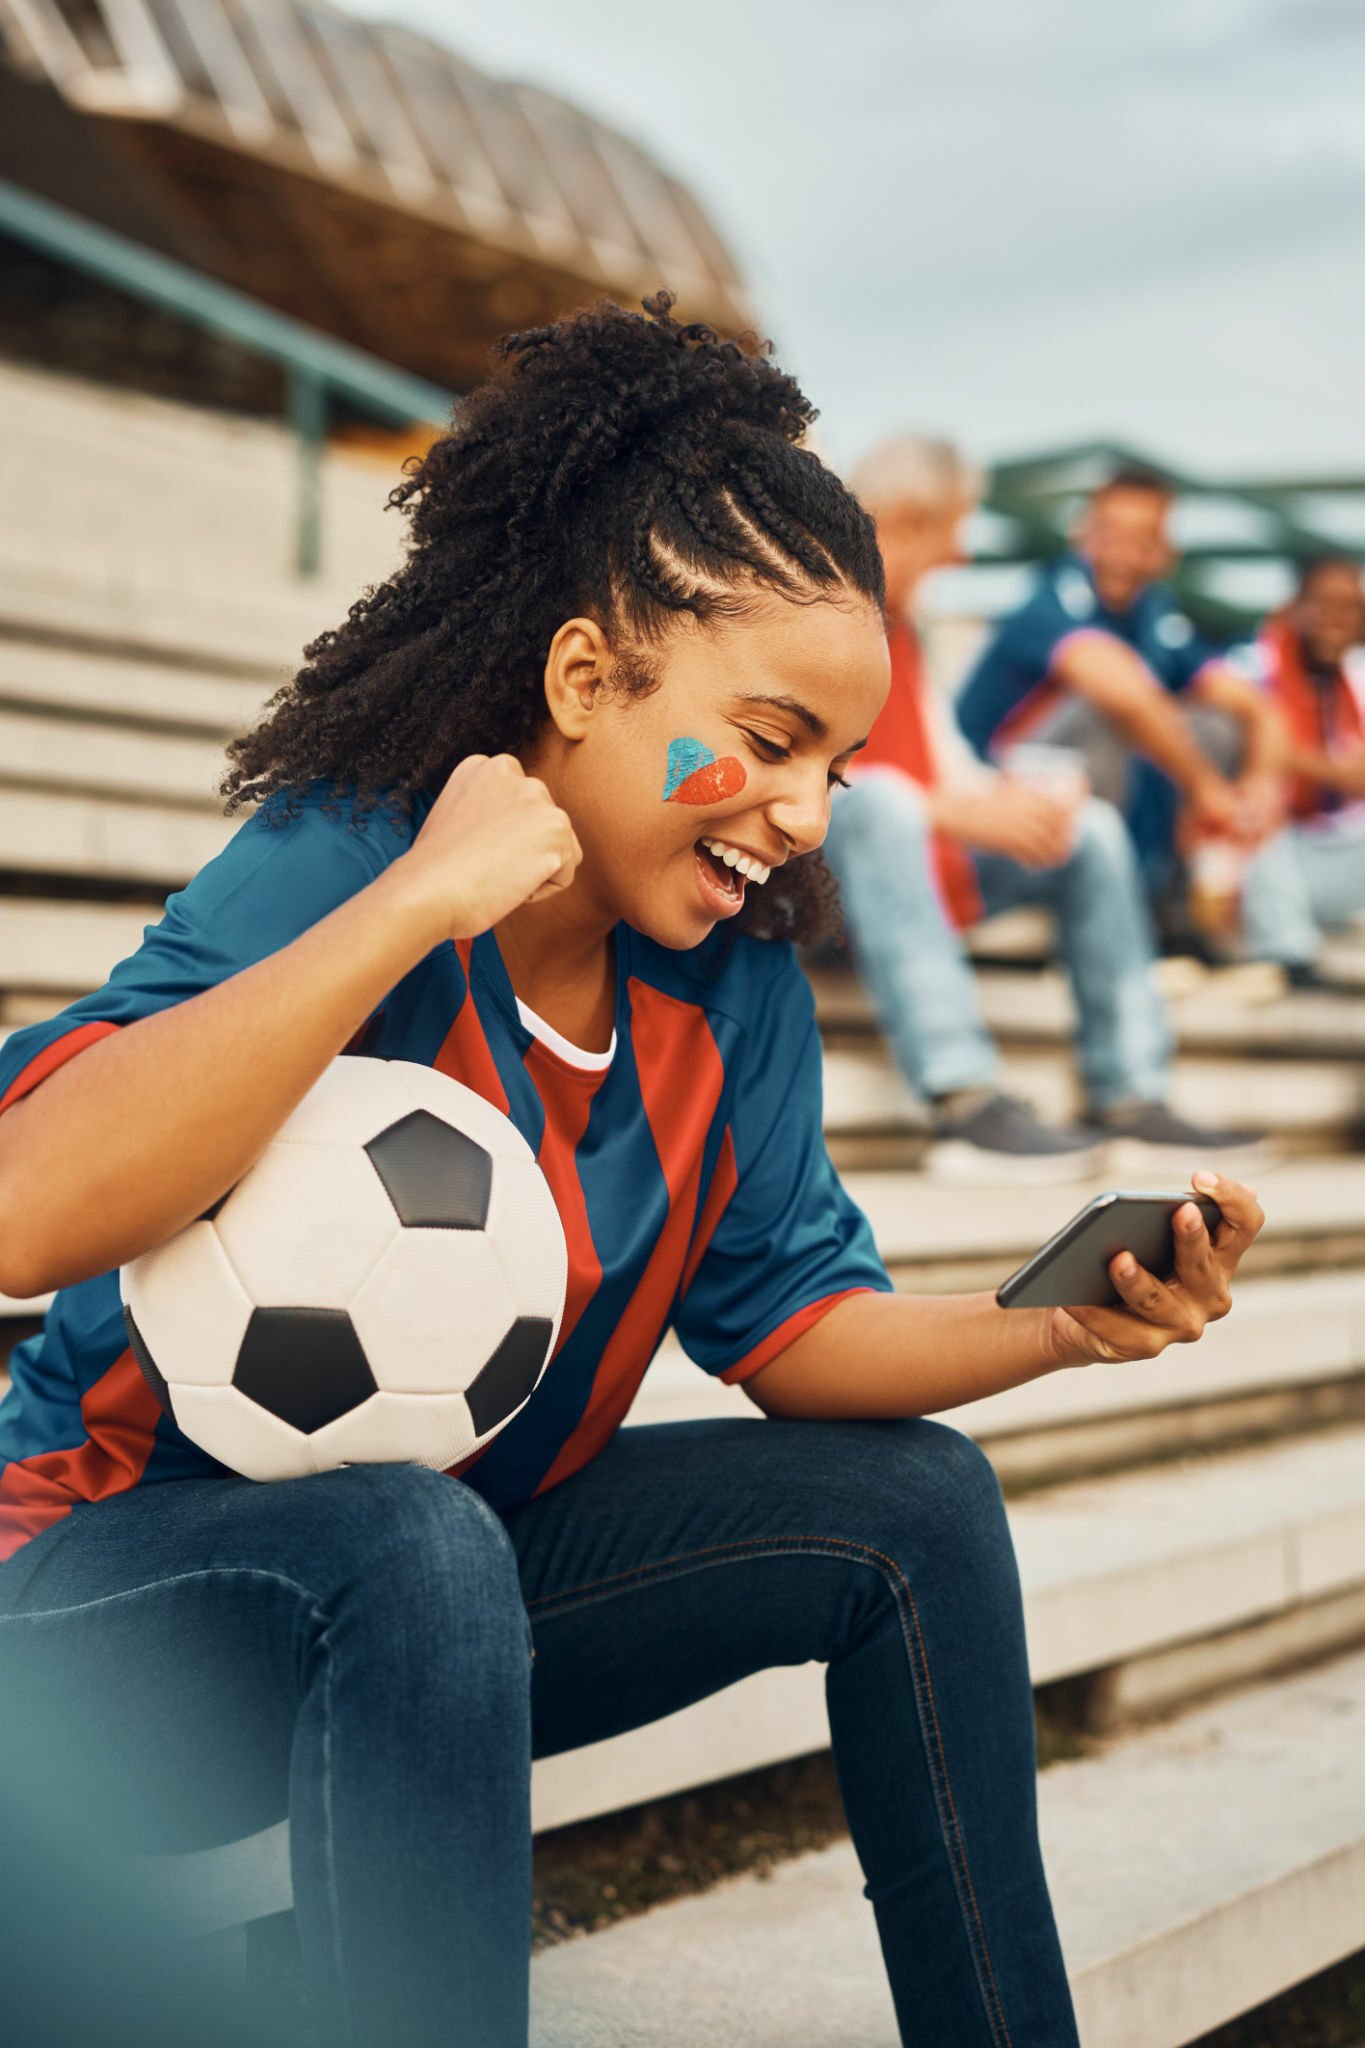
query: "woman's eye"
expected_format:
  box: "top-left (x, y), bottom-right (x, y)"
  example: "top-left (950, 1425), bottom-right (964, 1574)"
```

top-left (743, 729), bottom-right (849, 789)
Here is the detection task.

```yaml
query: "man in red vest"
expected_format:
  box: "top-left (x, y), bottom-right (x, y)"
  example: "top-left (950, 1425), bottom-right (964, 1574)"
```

top-left (821, 434), bottom-right (1261, 1180)
top-left (1240, 554), bottom-right (1365, 982)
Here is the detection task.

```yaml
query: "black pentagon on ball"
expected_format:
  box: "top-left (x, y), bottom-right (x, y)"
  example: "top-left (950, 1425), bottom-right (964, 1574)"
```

top-left (466, 1316), bottom-right (555, 1438)
top-left (233, 1307), bottom-right (376, 1434)
top-left (364, 1110), bottom-right (493, 1230)
top-left (124, 1305), bottom-right (173, 1418)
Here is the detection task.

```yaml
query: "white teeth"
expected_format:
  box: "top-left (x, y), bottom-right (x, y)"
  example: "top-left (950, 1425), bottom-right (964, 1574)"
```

top-left (700, 838), bottom-right (770, 886)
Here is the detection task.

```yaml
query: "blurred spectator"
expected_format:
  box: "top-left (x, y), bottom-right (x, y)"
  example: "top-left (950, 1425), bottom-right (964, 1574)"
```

top-left (825, 435), bottom-right (1261, 1180)
top-left (1237, 554), bottom-right (1365, 984)
top-left (954, 466), bottom-right (1289, 930)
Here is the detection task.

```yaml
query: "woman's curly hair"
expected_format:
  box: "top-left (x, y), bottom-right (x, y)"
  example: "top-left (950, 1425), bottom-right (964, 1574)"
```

top-left (221, 292), bottom-right (885, 945)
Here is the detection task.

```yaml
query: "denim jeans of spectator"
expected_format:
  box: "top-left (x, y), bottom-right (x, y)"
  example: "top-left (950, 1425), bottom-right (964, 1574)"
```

top-left (1240, 814), bottom-right (1365, 966)
top-left (0, 1414), bottom-right (1078, 2048)
top-left (823, 772), bottom-right (1173, 1110)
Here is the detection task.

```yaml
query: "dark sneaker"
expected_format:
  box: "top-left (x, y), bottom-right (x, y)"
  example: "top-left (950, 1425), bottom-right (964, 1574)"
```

top-left (925, 1090), bottom-right (1109, 1184)
top-left (1094, 1101), bottom-right (1271, 1177)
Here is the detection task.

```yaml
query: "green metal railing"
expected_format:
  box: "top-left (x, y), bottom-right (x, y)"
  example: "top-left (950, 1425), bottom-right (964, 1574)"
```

top-left (0, 176), bottom-right (455, 577)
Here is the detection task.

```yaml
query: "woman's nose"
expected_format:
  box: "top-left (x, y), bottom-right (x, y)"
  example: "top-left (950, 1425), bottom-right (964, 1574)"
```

top-left (768, 774), bottom-right (831, 856)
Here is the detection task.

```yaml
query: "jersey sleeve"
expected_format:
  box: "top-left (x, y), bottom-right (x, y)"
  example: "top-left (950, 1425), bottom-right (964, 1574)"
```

top-left (0, 790), bottom-right (407, 1116)
top-left (1148, 599), bottom-right (1225, 695)
top-left (672, 950), bottom-right (893, 1385)
top-left (955, 576), bottom-right (1089, 756)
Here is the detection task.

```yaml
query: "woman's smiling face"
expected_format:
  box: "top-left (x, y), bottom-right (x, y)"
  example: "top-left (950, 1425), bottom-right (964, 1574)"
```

top-left (525, 589), bottom-right (891, 951)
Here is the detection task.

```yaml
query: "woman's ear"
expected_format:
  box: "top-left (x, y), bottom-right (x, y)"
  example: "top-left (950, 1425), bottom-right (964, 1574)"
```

top-left (543, 617), bottom-right (614, 740)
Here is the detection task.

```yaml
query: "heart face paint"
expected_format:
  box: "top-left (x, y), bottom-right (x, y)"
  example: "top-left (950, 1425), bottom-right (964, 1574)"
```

top-left (662, 736), bottom-right (747, 806)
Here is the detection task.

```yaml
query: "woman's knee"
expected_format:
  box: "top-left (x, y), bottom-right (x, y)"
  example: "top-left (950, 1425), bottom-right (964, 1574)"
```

top-left (801, 1417), bottom-right (1010, 1559)
top-left (308, 1466), bottom-right (528, 1652)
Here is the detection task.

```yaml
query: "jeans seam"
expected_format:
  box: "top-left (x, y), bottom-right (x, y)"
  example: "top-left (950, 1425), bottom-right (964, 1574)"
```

top-left (319, 1634), bottom-right (350, 2046)
top-left (0, 1565), bottom-right (325, 1624)
top-left (528, 1532), bottom-right (1015, 2048)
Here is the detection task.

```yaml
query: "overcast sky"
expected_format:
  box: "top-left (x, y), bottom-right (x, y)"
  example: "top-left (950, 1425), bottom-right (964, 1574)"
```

top-left (363, 0), bottom-right (1365, 481)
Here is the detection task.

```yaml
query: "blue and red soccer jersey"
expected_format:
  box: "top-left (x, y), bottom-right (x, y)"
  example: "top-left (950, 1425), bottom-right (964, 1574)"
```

top-left (0, 787), bottom-right (891, 1565)
top-left (955, 553), bottom-right (1221, 759)
top-left (954, 553), bottom-right (1224, 872)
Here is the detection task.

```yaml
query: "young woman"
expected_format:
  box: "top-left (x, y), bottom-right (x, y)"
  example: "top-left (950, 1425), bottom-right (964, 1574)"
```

top-left (0, 297), bottom-right (1262, 2047)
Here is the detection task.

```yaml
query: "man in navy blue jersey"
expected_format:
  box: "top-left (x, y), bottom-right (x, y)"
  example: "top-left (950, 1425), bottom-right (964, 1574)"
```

top-left (956, 466), bottom-right (1289, 910)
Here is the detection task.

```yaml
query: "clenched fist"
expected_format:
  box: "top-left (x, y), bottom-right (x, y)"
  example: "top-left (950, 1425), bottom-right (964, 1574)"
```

top-left (395, 755), bottom-right (583, 945)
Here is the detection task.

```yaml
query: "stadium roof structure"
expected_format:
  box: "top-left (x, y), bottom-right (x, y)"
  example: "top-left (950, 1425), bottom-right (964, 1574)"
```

top-left (0, 0), bottom-right (750, 387)
top-left (933, 439), bottom-right (1365, 636)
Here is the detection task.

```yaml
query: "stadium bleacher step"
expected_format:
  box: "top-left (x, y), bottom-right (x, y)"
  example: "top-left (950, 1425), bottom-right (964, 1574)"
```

top-left (0, 787), bottom-right (234, 891)
top-left (633, 1267), bottom-right (1365, 1487)
top-left (0, 357), bottom-right (402, 604)
top-left (0, 635), bottom-right (272, 736)
top-left (527, 1644), bottom-right (1365, 2048)
top-left (823, 1040), bottom-right (1365, 1152)
top-left (0, 549), bottom-right (319, 676)
top-left (812, 956), bottom-right (1365, 1059)
top-left (842, 1153), bottom-right (1365, 1291)
top-left (528, 1420), bottom-right (1365, 1831)
top-left (139, 1422), bottom-right (1365, 1934)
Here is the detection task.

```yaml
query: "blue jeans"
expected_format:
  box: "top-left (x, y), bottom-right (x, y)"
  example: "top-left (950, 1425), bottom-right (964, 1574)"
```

top-left (0, 1417), bottom-right (1078, 2048)
top-left (1241, 816), bottom-right (1365, 965)
top-left (823, 774), bottom-right (1174, 1110)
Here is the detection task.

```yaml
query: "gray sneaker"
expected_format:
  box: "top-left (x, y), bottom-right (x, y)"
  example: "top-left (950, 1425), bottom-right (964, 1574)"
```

top-left (925, 1090), bottom-right (1109, 1184)
top-left (1095, 1101), bottom-right (1271, 1177)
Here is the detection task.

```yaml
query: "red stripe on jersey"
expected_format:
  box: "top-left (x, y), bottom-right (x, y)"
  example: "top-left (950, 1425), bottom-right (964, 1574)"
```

top-left (434, 941), bottom-right (509, 1115)
top-left (992, 674), bottom-right (1064, 752)
top-left (994, 628), bottom-right (1106, 754)
top-left (445, 1038), bottom-right (603, 1481)
top-left (0, 1020), bottom-right (121, 1115)
top-left (718, 1286), bottom-right (874, 1386)
top-left (680, 1123), bottom-right (737, 1297)
top-left (521, 1041), bottom-right (603, 1358)
top-left (534, 980), bottom-right (725, 1494)
top-left (0, 1347), bottom-right (163, 1562)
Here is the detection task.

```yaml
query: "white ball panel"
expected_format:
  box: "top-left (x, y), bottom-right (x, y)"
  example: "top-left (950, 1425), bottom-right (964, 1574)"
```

top-left (388, 1061), bottom-right (533, 1163)
top-left (308, 1390), bottom-right (479, 1472)
top-left (271, 1055), bottom-right (411, 1146)
top-left (121, 1222), bottom-right (253, 1387)
top-left (169, 1382), bottom-right (316, 1482)
top-left (349, 1231), bottom-right (516, 1394)
top-left (485, 1156), bottom-right (569, 1325)
top-left (216, 1142), bottom-right (397, 1308)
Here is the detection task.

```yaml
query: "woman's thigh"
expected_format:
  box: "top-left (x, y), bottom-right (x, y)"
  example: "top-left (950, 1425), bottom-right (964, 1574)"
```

top-left (507, 1414), bottom-right (1023, 1760)
top-left (0, 1463), bottom-right (522, 1850)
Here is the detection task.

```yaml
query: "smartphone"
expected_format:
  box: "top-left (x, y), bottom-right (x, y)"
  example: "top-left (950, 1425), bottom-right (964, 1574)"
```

top-left (995, 1190), bottom-right (1224, 1311)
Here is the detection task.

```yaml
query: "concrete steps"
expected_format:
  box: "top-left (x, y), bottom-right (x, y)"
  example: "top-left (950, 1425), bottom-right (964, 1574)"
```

top-left (0, 357), bottom-right (403, 601)
top-left (824, 1040), bottom-right (1364, 1153)
top-left (811, 955), bottom-right (1365, 1060)
top-left (529, 1420), bottom-right (1365, 1833)
top-left (847, 1154), bottom-right (1365, 1289)
top-left (147, 1421), bottom-right (1365, 1947)
top-left (528, 1645), bottom-right (1365, 2048)
top-left (634, 1266), bottom-right (1365, 1492)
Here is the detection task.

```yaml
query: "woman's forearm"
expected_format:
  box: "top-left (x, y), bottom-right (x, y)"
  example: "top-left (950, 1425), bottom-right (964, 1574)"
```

top-left (744, 1288), bottom-right (1075, 1420)
top-left (0, 861), bottom-right (443, 1298)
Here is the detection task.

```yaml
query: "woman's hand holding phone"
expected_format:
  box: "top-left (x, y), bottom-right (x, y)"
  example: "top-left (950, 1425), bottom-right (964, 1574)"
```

top-left (397, 754), bottom-right (583, 944)
top-left (1047, 1171), bottom-right (1265, 1367)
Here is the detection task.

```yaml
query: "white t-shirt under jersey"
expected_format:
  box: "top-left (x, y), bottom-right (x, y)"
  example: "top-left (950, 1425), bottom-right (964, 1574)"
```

top-left (514, 996), bottom-right (616, 1071)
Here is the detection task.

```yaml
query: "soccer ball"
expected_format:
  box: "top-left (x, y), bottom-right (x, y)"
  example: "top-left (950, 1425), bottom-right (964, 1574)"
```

top-left (120, 1057), bottom-right (567, 1481)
